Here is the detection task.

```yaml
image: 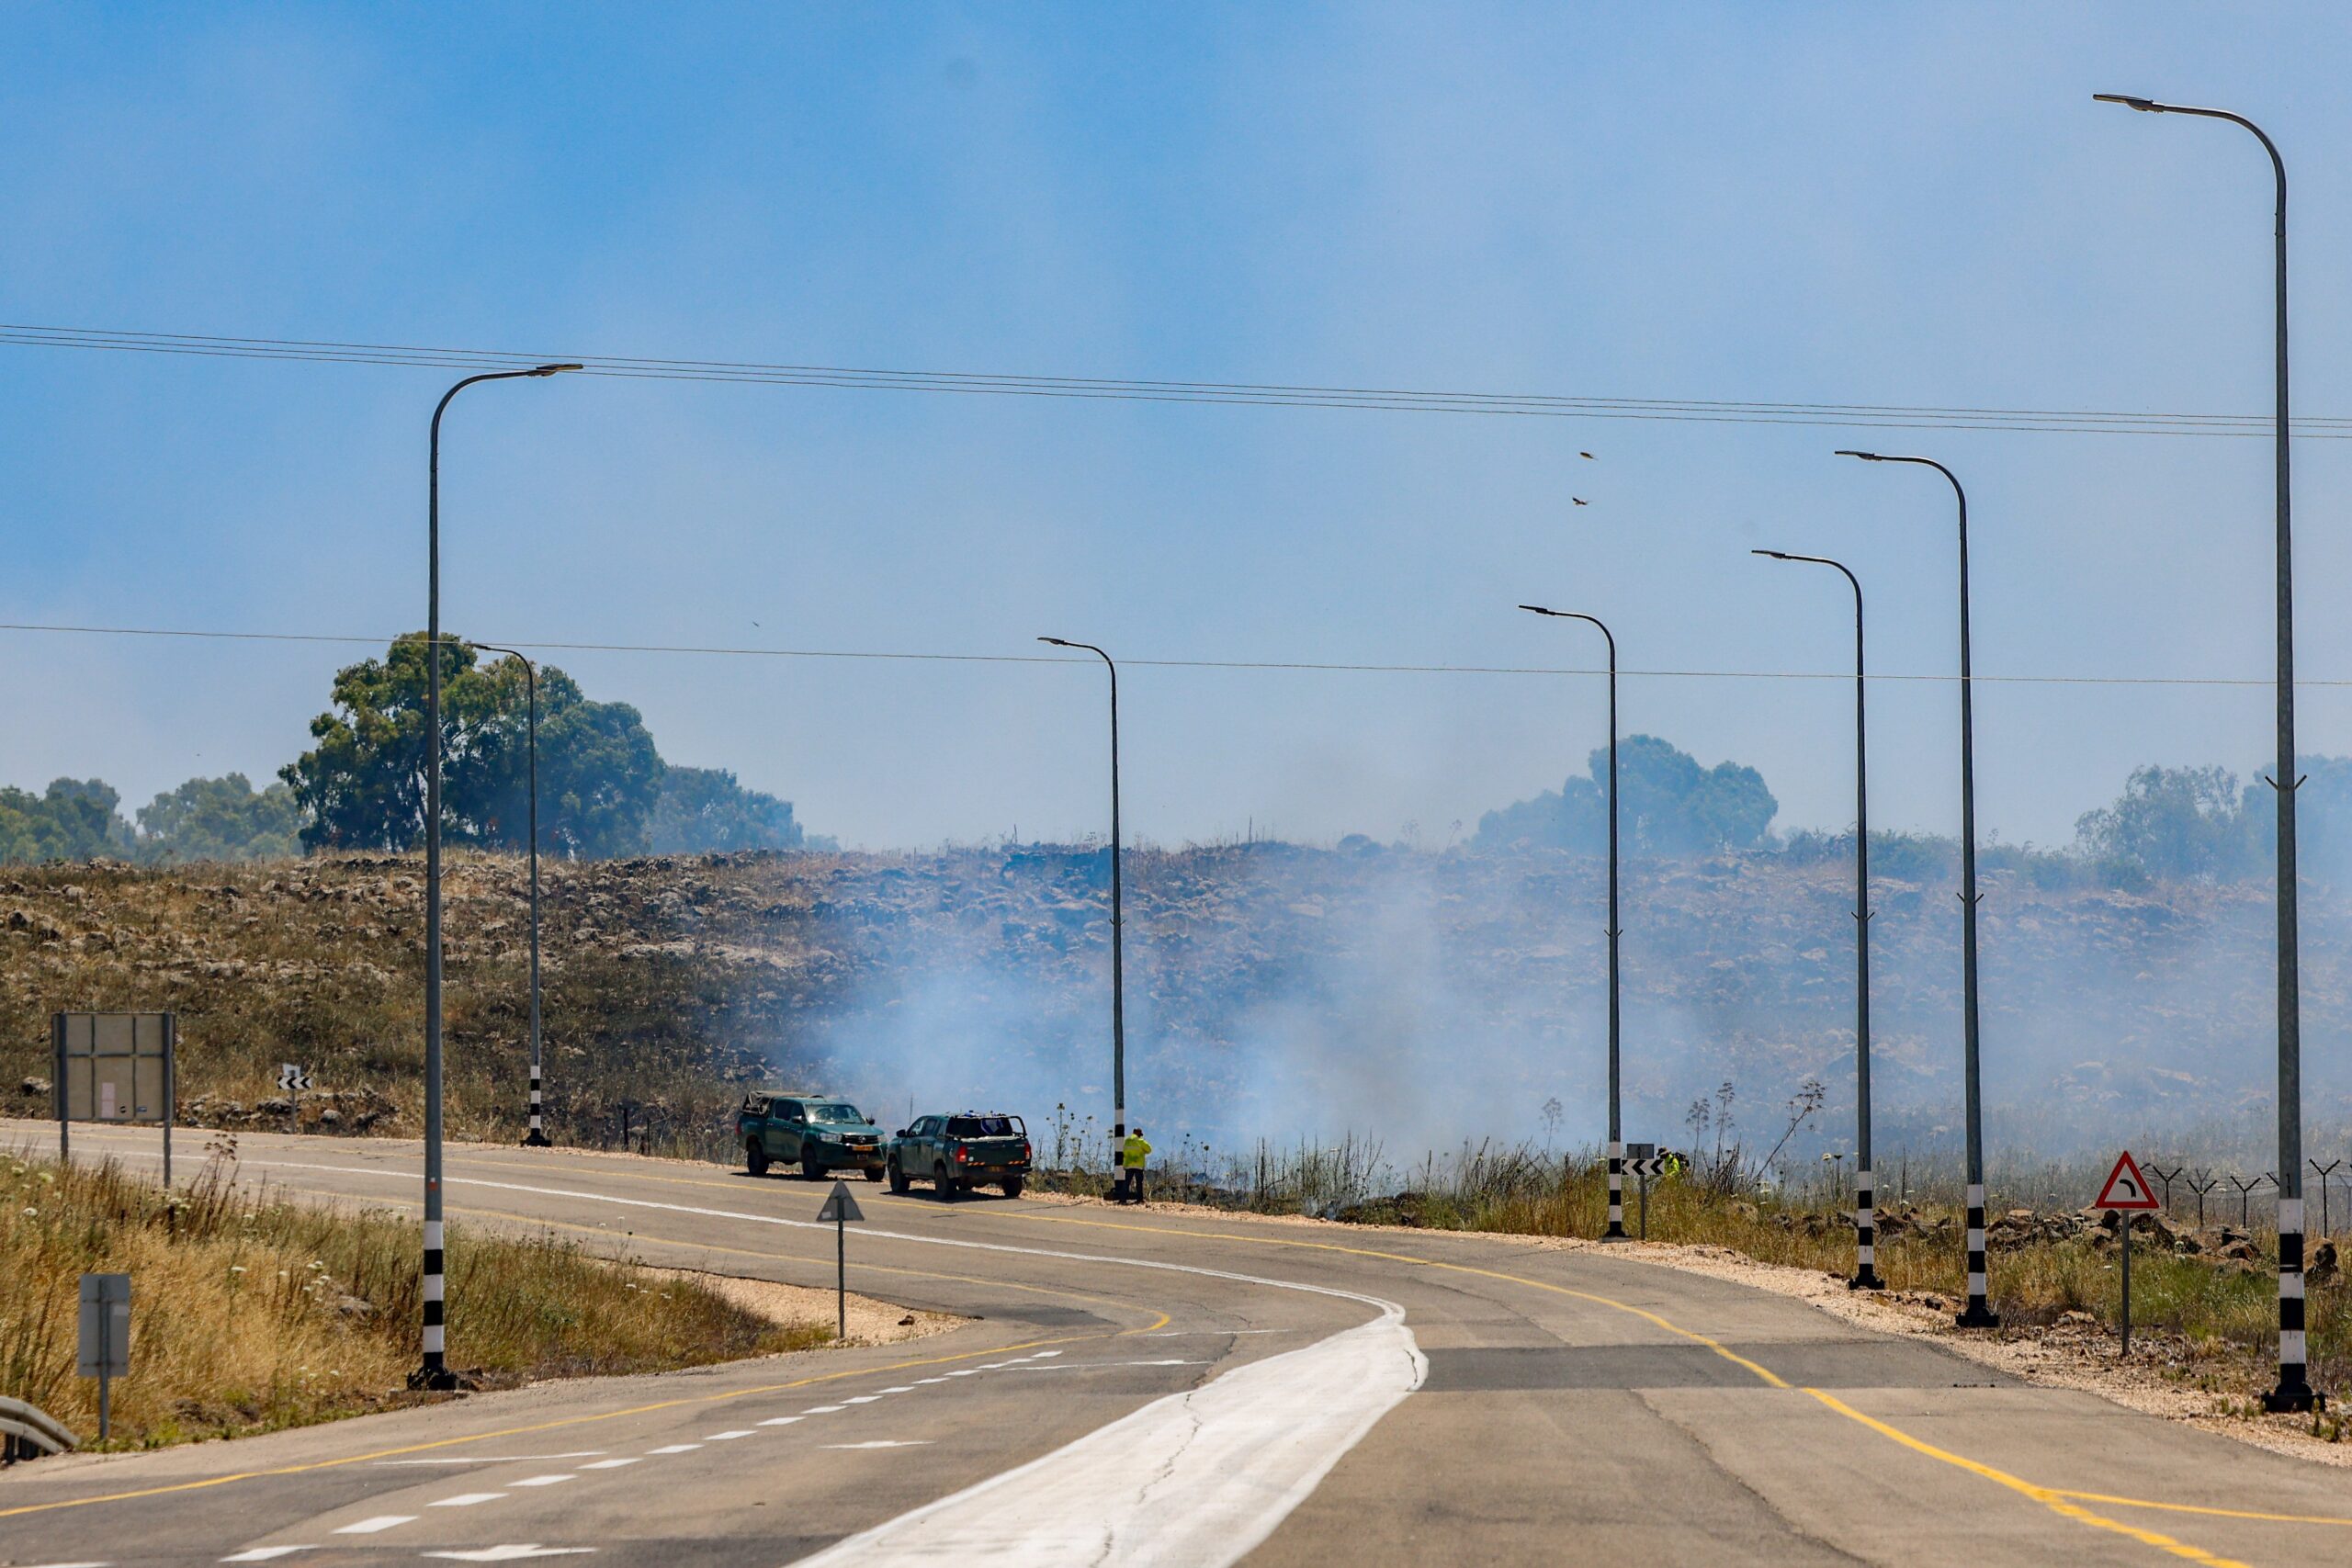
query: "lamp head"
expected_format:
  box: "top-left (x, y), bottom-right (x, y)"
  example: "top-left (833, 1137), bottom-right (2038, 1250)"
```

top-left (1039, 637), bottom-right (1072, 648)
top-left (1753, 549), bottom-right (1792, 560)
top-left (2093, 93), bottom-right (2163, 113)
top-left (1833, 449), bottom-right (1883, 462)
top-left (530, 362), bottom-right (584, 376)
top-left (1517, 604), bottom-right (1557, 617)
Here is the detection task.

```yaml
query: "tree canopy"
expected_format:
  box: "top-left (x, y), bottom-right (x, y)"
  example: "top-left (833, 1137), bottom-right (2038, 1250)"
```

top-left (1475, 735), bottom-right (1779, 855)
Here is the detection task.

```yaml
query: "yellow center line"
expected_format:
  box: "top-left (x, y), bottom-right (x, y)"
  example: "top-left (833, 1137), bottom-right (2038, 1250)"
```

top-left (0, 1323), bottom-right (1135, 1521)
top-left (989, 1206), bottom-right (2344, 1558)
top-left (274, 1181), bottom-right (1170, 1334)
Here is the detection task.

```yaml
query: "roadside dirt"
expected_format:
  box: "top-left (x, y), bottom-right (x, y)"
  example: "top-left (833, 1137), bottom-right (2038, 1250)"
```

top-left (633, 1265), bottom-right (960, 1348)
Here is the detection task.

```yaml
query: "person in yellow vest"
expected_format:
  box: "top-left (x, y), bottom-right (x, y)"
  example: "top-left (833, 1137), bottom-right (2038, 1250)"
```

top-left (1119, 1127), bottom-right (1153, 1205)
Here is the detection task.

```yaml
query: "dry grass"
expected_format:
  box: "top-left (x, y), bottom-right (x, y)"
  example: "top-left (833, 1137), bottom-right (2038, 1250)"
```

top-left (0, 1144), bottom-right (829, 1450)
top-left (1127, 1142), bottom-right (2348, 1404)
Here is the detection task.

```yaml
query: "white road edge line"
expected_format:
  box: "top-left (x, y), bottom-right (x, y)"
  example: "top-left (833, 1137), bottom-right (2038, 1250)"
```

top-left (161, 1151), bottom-right (1425, 1568)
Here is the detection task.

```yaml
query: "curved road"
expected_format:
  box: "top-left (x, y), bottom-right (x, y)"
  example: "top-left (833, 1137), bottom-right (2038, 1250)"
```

top-left (5, 1121), bottom-right (2349, 1567)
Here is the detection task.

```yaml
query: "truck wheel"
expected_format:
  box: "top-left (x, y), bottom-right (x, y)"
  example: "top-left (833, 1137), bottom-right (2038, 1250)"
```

top-left (934, 1163), bottom-right (959, 1201)
top-left (888, 1161), bottom-right (910, 1194)
top-left (1001, 1176), bottom-right (1024, 1199)
top-left (863, 1166), bottom-right (884, 1182)
top-left (746, 1141), bottom-right (768, 1177)
top-left (801, 1154), bottom-right (823, 1181)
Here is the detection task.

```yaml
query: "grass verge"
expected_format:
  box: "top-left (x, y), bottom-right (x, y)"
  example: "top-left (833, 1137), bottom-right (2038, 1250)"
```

top-left (1, 1144), bottom-right (830, 1451)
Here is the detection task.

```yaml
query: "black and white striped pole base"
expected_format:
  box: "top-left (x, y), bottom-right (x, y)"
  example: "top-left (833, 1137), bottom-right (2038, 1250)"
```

top-left (1956, 1182), bottom-right (1999, 1327)
top-left (2263, 1200), bottom-right (2321, 1412)
top-left (523, 1066), bottom-right (549, 1147)
top-left (413, 1218), bottom-right (458, 1390)
top-left (1603, 1141), bottom-right (1628, 1240)
top-left (1849, 1168), bottom-right (1883, 1290)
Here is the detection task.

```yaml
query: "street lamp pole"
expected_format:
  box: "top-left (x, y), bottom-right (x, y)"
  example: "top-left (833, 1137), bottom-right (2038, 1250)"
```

top-left (2096, 92), bottom-right (2314, 1411)
top-left (469, 642), bottom-right (547, 1149)
top-left (1755, 551), bottom-right (1882, 1290)
top-left (1039, 637), bottom-right (1128, 1201)
top-left (1835, 449), bottom-right (1996, 1327)
top-left (416, 363), bottom-right (579, 1391)
top-left (1519, 605), bottom-right (1626, 1240)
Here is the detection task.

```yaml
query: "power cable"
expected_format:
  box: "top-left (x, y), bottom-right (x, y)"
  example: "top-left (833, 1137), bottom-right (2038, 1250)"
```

top-left (4, 322), bottom-right (2346, 439)
top-left (0, 619), bottom-right (2336, 689)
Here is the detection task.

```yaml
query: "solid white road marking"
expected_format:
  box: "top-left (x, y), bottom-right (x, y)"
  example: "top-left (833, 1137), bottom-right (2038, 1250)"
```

top-left (138, 1150), bottom-right (1419, 1562)
top-left (430, 1494), bottom-right (508, 1507)
top-left (509, 1475), bottom-right (575, 1487)
top-left (790, 1304), bottom-right (1424, 1568)
top-left (333, 1516), bottom-right (416, 1534)
top-left (220, 1551), bottom-right (313, 1562)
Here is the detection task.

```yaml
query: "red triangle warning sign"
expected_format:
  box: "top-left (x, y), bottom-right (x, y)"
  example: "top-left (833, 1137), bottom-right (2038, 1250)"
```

top-left (2095, 1150), bottom-right (2161, 1211)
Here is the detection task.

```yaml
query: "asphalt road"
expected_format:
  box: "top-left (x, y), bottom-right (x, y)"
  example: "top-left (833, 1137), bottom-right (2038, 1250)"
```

top-left (6, 1121), bottom-right (2350, 1567)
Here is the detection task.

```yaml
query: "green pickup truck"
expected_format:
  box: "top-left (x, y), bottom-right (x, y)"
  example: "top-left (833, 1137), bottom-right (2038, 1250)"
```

top-left (888, 1111), bottom-right (1032, 1199)
top-left (735, 1092), bottom-right (888, 1180)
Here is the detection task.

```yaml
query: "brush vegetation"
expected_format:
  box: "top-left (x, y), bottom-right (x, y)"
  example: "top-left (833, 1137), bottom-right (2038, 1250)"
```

top-left (1111, 1138), bottom-right (2349, 1407)
top-left (0, 1146), bottom-right (827, 1450)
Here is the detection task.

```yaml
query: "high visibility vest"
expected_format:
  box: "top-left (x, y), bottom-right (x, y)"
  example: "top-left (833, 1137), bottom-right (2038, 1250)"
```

top-left (1121, 1135), bottom-right (1152, 1169)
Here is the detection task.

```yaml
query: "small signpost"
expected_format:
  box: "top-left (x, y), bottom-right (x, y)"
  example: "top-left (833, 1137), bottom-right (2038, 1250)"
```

top-left (1624, 1143), bottom-right (1665, 1240)
top-left (54, 1012), bottom-right (175, 1184)
top-left (78, 1272), bottom-right (130, 1438)
top-left (814, 1180), bottom-right (865, 1340)
top-left (2095, 1150), bottom-right (2160, 1357)
top-left (277, 1063), bottom-right (312, 1134)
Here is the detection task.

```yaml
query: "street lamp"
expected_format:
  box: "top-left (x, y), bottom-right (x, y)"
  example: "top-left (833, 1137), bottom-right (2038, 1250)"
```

top-left (1834, 449), bottom-right (1996, 1327)
top-left (417, 363), bottom-right (579, 1391)
top-left (1519, 604), bottom-right (1627, 1240)
top-left (469, 641), bottom-right (548, 1150)
top-left (1754, 550), bottom-right (1881, 1290)
top-left (1038, 637), bottom-right (1130, 1202)
top-left (2096, 92), bottom-right (2314, 1412)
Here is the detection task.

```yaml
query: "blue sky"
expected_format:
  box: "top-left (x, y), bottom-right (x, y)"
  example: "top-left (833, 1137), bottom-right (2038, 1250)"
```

top-left (7, 3), bottom-right (2352, 850)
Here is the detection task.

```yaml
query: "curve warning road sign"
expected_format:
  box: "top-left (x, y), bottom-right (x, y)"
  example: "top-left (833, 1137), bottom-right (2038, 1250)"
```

top-left (2095, 1150), bottom-right (2161, 1212)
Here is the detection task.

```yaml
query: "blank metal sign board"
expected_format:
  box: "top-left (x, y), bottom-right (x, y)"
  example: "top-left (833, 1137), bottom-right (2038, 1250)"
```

top-left (816, 1181), bottom-right (865, 1224)
top-left (56, 1011), bottom-right (174, 1123)
top-left (78, 1273), bottom-right (130, 1377)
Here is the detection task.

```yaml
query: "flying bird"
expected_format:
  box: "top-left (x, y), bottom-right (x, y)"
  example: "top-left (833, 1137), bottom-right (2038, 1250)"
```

top-left (1573, 497), bottom-right (1589, 506)
top-left (1579, 451), bottom-right (1595, 459)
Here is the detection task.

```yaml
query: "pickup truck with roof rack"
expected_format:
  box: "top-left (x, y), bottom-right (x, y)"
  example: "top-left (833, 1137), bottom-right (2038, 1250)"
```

top-left (888, 1111), bottom-right (1032, 1199)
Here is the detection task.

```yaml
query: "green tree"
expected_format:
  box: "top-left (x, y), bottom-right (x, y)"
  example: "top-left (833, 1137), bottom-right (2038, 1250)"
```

top-left (0, 778), bottom-right (134, 863)
top-left (2073, 764), bottom-right (2254, 882)
top-left (282, 636), bottom-right (666, 857)
top-left (646, 765), bottom-right (805, 853)
top-left (133, 773), bottom-right (302, 863)
top-left (1474, 735), bottom-right (1778, 856)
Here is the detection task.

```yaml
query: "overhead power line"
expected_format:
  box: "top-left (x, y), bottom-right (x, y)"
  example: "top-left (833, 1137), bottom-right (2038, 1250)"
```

top-left (3, 321), bottom-right (2347, 439)
top-left (0, 619), bottom-right (2336, 689)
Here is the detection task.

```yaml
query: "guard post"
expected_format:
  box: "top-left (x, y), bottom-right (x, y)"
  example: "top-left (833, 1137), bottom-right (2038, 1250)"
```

top-left (54, 1012), bottom-right (175, 1186)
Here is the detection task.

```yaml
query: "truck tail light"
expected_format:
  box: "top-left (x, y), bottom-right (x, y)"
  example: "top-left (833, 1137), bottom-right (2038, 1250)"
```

top-left (955, 1147), bottom-right (971, 1163)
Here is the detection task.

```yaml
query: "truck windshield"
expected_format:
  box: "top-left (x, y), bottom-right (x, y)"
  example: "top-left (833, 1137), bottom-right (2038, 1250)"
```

top-left (949, 1115), bottom-right (1021, 1138)
top-left (804, 1102), bottom-right (865, 1123)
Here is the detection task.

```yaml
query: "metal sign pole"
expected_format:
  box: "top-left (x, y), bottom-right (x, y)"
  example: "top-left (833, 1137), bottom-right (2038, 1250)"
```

top-left (161, 1014), bottom-right (175, 1189)
top-left (53, 1014), bottom-right (67, 1166)
top-left (836, 1208), bottom-right (847, 1341)
top-left (2120, 1215), bottom-right (2132, 1358)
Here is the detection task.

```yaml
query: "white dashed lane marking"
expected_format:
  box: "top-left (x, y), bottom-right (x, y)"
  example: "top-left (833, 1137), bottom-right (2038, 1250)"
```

top-left (420, 1548), bottom-right (594, 1562)
top-left (580, 1458), bottom-right (641, 1470)
top-left (757, 1416), bottom-right (803, 1427)
top-left (221, 1550), bottom-right (312, 1563)
top-left (431, 1494), bottom-right (509, 1507)
top-left (802, 1404), bottom-right (848, 1413)
top-left (707, 1430), bottom-right (757, 1439)
top-left (333, 1515), bottom-right (416, 1534)
top-left (823, 1441), bottom-right (933, 1450)
top-left (510, 1475), bottom-right (575, 1487)
top-left (646, 1444), bottom-right (701, 1455)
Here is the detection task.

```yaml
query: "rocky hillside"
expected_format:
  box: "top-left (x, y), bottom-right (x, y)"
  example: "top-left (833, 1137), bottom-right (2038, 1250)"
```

top-left (4, 844), bottom-right (2345, 1161)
